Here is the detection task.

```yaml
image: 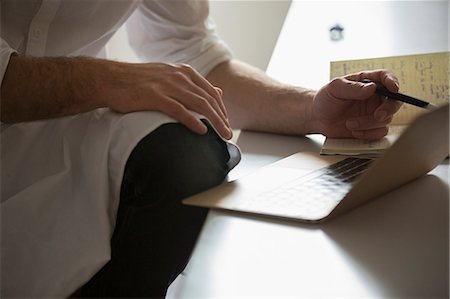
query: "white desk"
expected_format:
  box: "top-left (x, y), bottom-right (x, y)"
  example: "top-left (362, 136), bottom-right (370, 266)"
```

top-left (168, 130), bottom-right (448, 298)
top-left (168, 1), bottom-right (449, 297)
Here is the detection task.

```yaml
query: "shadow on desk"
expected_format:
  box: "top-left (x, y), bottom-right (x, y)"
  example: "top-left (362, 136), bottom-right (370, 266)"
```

top-left (236, 131), bottom-right (323, 157)
top-left (322, 174), bottom-right (449, 298)
top-left (206, 174), bottom-right (449, 297)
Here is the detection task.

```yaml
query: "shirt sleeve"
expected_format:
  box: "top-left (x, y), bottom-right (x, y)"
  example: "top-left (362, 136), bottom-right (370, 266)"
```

top-left (125, 0), bottom-right (233, 76)
top-left (1, 38), bottom-right (18, 86)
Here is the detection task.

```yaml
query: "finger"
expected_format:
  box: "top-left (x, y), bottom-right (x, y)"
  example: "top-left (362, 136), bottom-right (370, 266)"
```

top-left (185, 82), bottom-right (230, 127)
top-left (356, 85), bottom-right (402, 121)
top-left (175, 66), bottom-right (230, 125)
top-left (346, 114), bottom-right (393, 131)
top-left (178, 64), bottom-right (224, 105)
top-left (345, 69), bottom-right (399, 93)
top-left (174, 90), bottom-right (232, 140)
top-left (351, 127), bottom-right (389, 140)
top-left (373, 98), bottom-right (403, 121)
top-left (156, 96), bottom-right (209, 135)
top-left (327, 77), bottom-right (377, 101)
top-left (214, 86), bottom-right (229, 119)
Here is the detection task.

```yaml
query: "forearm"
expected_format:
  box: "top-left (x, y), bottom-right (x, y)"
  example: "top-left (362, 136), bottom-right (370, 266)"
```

top-left (1, 55), bottom-right (109, 123)
top-left (1, 55), bottom-right (233, 139)
top-left (206, 60), bottom-right (319, 135)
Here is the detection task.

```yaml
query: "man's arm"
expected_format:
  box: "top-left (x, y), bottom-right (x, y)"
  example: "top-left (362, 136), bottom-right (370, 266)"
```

top-left (207, 60), bottom-right (317, 135)
top-left (207, 60), bottom-right (402, 140)
top-left (1, 55), bottom-right (103, 123)
top-left (0, 55), bottom-right (232, 139)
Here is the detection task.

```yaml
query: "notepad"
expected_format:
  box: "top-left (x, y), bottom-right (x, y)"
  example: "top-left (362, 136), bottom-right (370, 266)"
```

top-left (321, 52), bottom-right (449, 156)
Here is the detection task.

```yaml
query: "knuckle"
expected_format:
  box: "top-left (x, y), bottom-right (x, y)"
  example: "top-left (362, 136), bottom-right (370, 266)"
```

top-left (332, 77), bottom-right (344, 85)
top-left (172, 71), bottom-right (189, 82)
top-left (329, 78), bottom-right (342, 89)
top-left (354, 71), bottom-right (365, 79)
top-left (165, 63), bottom-right (178, 72)
top-left (178, 63), bottom-right (192, 69)
top-left (176, 63), bottom-right (194, 73)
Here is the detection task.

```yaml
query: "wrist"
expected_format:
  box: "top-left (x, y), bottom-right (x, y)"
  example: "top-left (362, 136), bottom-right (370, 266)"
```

top-left (290, 87), bottom-right (323, 135)
top-left (306, 91), bottom-right (329, 135)
top-left (83, 58), bottom-right (122, 110)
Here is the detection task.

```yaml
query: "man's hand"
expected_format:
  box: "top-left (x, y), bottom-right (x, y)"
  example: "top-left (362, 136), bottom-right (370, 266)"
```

top-left (206, 61), bottom-right (403, 139)
top-left (1, 56), bottom-right (232, 139)
top-left (312, 69), bottom-right (402, 140)
top-left (101, 63), bottom-right (232, 139)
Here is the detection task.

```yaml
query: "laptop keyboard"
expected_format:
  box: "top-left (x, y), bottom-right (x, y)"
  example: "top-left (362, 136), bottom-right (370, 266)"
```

top-left (238, 157), bottom-right (373, 219)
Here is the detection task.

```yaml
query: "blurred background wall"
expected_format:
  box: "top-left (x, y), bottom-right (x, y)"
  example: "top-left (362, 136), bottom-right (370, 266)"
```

top-left (106, 0), bottom-right (292, 71)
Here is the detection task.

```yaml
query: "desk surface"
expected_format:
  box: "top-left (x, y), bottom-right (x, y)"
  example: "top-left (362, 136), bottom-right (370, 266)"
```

top-left (168, 1), bottom-right (449, 297)
top-left (167, 131), bottom-right (449, 298)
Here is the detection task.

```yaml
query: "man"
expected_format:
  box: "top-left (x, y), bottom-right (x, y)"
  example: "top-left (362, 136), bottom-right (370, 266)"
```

top-left (0, 0), bottom-right (401, 298)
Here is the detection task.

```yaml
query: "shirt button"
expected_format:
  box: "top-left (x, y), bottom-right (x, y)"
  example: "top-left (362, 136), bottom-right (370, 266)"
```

top-left (33, 28), bottom-right (43, 38)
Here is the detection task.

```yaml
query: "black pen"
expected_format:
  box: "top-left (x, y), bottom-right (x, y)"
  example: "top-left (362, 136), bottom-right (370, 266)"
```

top-left (362, 79), bottom-right (437, 110)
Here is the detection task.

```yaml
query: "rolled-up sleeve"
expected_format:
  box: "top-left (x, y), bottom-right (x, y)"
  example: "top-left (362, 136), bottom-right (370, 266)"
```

top-left (1, 38), bottom-right (17, 86)
top-left (126, 0), bottom-right (232, 76)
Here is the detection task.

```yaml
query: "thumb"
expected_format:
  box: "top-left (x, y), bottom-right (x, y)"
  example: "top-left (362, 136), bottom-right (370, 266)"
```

top-left (328, 77), bottom-right (377, 101)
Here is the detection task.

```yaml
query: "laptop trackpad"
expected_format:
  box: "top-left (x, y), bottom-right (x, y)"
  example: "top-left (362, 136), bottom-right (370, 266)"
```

top-left (183, 152), bottom-right (344, 211)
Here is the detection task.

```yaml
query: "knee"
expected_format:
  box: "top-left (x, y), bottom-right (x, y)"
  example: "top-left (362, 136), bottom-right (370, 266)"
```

top-left (159, 122), bottom-right (230, 196)
top-left (122, 120), bottom-right (230, 204)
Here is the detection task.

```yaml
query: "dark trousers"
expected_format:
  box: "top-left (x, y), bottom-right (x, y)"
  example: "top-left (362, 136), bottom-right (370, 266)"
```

top-left (79, 120), bottom-right (231, 298)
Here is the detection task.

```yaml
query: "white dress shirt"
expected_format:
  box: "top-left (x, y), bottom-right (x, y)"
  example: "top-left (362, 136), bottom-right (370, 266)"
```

top-left (0, 1), bottom-right (239, 297)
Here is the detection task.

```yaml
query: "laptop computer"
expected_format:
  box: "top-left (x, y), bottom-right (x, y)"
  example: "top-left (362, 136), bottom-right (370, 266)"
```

top-left (183, 103), bottom-right (449, 223)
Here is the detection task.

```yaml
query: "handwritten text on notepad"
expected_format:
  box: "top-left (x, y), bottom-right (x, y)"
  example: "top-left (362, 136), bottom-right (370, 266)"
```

top-left (330, 52), bottom-right (449, 125)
